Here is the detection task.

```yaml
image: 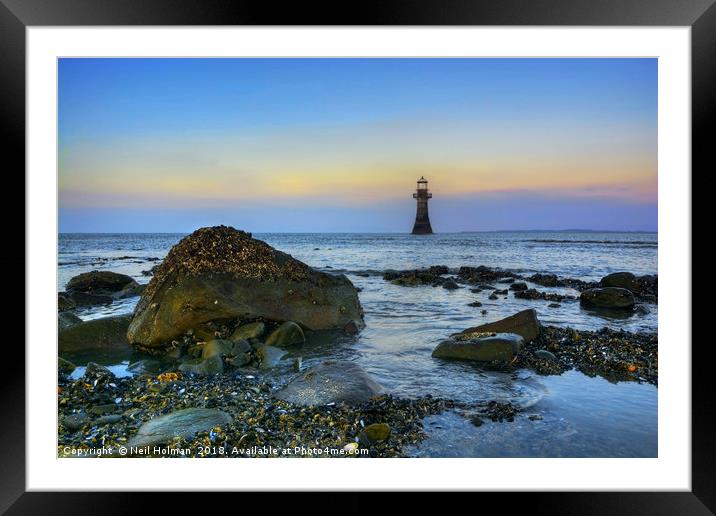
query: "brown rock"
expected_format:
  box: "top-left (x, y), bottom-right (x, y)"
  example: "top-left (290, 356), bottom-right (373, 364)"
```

top-left (453, 308), bottom-right (540, 343)
top-left (127, 226), bottom-right (364, 348)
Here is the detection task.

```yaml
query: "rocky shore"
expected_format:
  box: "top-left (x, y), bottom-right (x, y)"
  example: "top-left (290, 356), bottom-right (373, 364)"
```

top-left (58, 363), bottom-right (455, 458)
top-left (57, 226), bottom-right (659, 457)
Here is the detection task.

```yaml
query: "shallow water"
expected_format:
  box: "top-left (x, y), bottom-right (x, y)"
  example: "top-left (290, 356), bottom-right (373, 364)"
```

top-left (58, 231), bottom-right (658, 457)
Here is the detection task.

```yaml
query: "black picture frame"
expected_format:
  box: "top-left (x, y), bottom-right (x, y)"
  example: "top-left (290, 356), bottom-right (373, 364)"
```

top-left (4, 0), bottom-right (710, 512)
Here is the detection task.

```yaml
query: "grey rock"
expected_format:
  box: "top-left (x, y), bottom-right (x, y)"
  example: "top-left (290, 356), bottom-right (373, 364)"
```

top-left (535, 349), bottom-right (558, 362)
top-left (127, 408), bottom-right (232, 448)
top-left (274, 360), bottom-right (383, 406)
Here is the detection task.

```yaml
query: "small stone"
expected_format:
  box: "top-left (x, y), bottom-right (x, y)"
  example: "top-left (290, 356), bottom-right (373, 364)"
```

top-left (95, 414), bottom-right (122, 425)
top-left (548, 303), bottom-right (561, 308)
top-left (61, 412), bottom-right (90, 431)
top-left (265, 321), bottom-right (305, 347)
top-left (230, 322), bottom-right (265, 341)
top-left (88, 403), bottom-right (117, 416)
top-left (528, 414), bottom-right (543, 421)
top-left (442, 279), bottom-right (460, 290)
top-left (201, 339), bottom-right (235, 359)
top-left (228, 353), bottom-right (251, 367)
top-left (343, 320), bottom-right (360, 334)
top-left (58, 357), bottom-right (76, 375)
top-left (364, 423), bottom-right (391, 442)
top-left (470, 415), bottom-right (484, 427)
top-left (178, 354), bottom-right (224, 376)
top-left (535, 349), bottom-right (558, 362)
top-left (257, 345), bottom-right (287, 369)
top-left (467, 301), bottom-right (482, 307)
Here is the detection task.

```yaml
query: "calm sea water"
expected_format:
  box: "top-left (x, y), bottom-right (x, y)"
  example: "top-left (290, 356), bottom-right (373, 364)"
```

top-left (58, 231), bottom-right (658, 458)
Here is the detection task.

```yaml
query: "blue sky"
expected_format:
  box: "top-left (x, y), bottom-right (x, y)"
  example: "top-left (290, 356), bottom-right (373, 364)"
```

top-left (58, 58), bottom-right (657, 233)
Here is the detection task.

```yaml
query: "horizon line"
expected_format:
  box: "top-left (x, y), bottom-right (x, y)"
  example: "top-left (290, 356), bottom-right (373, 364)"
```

top-left (58, 228), bottom-right (658, 235)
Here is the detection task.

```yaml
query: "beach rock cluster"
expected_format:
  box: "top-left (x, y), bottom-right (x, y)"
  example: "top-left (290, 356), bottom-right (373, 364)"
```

top-left (58, 360), bottom-right (453, 458)
top-left (513, 325), bottom-right (658, 385)
top-left (382, 265), bottom-right (449, 287)
top-left (127, 226), bottom-right (364, 349)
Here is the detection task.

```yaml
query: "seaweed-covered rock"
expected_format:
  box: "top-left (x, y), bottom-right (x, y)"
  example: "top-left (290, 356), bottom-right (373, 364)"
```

top-left (59, 315), bottom-right (133, 353)
top-left (454, 309), bottom-right (540, 343)
top-left (127, 226), bottom-right (364, 348)
top-left (432, 332), bottom-right (524, 362)
top-left (274, 360), bottom-right (383, 406)
top-left (66, 270), bottom-right (138, 294)
top-left (580, 287), bottom-right (635, 309)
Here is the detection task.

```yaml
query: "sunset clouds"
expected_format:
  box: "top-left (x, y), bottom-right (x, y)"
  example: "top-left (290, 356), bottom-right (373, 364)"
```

top-left (59, 58), bottom-right (657, 232)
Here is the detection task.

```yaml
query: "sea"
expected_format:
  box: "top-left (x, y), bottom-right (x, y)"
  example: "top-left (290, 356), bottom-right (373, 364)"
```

top-left (58, 231), bottom-right (658, 458)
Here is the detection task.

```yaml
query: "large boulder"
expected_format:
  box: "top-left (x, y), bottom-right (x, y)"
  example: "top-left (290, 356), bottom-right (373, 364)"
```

top-left (127, 226), bottom-right (364, 348)
top-left (432, 332), bottom-right (524, 362)
top-left (127, 408), bottom-right (232, 448)
top-left (66, 270), bottom-right (138, 294)
top-left (580, 287), bottom-right (635, 309)
top-left (59, 315), bottom-right (133, 353)
top-left (274, 360), bottom-right (383, 406)
top-left (453, 309), bottom-right (540, 343)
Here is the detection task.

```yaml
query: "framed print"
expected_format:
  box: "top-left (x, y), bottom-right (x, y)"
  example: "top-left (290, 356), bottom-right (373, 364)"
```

top-left (5, 0), bottom-right (711, 512)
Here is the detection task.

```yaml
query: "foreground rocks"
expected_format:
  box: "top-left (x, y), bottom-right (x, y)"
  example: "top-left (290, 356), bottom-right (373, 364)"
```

top-left (274, 360), bottom-right (383, 406)
top-left (127, 226), bottom-right (364, 348)
top-left (59, 315), bottom-right (133, 353)
top-left (58, 363), bottom-right (454, 458)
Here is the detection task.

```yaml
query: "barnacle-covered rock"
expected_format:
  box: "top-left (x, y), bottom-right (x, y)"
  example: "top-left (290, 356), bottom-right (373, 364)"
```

top-left (127, 226), bottom-right (364, 348)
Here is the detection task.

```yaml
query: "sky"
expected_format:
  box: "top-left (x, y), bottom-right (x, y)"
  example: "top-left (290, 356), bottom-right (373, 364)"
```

top-left (58, 58), bottom-right (657, 233)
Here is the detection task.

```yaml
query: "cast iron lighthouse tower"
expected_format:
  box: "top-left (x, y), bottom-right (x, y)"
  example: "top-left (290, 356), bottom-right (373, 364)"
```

top-left (411, 176), bottom-right (433, 234)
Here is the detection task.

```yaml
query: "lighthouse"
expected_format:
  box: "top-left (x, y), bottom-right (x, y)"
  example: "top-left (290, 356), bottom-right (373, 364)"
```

top-left (411, 176), bottom-right (434, 234)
